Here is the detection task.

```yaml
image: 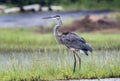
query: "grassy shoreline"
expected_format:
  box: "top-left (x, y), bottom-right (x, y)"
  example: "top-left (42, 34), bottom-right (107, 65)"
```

top-left (0, 28), bottom-right (120, 51)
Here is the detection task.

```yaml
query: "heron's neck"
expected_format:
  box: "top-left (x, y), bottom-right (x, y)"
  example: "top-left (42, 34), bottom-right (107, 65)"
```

top-left (53, 18), bottom-right (62, 42)
top-left (54, 18), bottom-right (62, 36)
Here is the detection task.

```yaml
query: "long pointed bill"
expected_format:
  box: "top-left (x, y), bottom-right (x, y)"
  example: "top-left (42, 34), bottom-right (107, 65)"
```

top-left (42, 16), bottom-right (55, 19)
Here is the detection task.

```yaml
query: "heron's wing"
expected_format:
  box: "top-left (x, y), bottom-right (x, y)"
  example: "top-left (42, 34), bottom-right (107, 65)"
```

top-left (60, 32), bottom-right (87, 49)
top-left (62, 32), bottom-right (86, 42)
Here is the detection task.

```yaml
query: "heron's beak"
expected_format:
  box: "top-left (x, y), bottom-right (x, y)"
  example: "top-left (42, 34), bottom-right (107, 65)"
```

top-left (42, 16), bottom-right (55, 19)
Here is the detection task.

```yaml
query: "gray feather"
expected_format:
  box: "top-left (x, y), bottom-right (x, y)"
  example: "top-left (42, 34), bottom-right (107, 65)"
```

top-left (59, 32), bottom-right (92, 55)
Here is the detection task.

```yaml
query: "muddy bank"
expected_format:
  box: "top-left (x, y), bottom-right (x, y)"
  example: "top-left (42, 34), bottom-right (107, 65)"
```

top-left (61, 14), bottom-right (120, 32)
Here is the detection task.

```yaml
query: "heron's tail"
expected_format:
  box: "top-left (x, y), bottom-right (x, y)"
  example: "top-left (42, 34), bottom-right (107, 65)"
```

top-left (84, 43), bottom-right (92, 52)
top-left (80, 43), bottom-right (92, 56)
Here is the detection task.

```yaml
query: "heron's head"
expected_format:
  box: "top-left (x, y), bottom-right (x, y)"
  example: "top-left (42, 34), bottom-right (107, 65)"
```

top-left (42, 15), bottom-right (61, 20)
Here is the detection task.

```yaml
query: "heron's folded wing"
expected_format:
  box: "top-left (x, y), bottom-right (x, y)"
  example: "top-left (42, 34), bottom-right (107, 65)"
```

top-left (60, 32), bottom-right (86, 49)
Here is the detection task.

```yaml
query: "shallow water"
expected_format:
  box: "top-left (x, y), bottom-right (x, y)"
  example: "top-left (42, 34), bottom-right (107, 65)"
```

top-left (0, 50), bottom-right (119, 69)
top-left (0, 10), bottom-right (112, 27)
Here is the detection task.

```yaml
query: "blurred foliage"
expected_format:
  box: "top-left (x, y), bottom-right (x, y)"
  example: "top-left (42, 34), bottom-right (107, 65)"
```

top-left (0, 0), bottom-right (120, 10)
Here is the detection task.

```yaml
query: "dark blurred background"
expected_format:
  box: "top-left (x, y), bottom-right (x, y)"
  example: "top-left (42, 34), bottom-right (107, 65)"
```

top-left (0, 0), bottom-right (120, 33)
top-left (0, 0), bottom-right (120, 11)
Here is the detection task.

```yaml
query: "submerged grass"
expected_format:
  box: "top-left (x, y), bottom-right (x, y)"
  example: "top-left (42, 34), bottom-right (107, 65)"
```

top-left (0, 50), bottom-right (120, 81)
top-left (0, 28), bottom-right (120, 51)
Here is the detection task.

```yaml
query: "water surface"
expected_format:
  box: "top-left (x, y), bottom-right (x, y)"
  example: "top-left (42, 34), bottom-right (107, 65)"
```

top-left (0, 10), bottom-right (112, 27)
top-left (0, 50), bottom-right (119, 69)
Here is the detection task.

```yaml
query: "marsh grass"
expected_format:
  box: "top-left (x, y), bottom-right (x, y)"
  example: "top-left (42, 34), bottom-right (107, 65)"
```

top-left (0, 28), bottom-right (120, 52)
top-left (0, 28), bottom-right (120, 80)
top-left (0, 49), bottom-right (120, 81)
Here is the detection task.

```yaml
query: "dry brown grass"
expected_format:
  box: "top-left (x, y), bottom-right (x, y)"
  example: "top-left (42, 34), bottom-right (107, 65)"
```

top-left (60, 15), bottom-right (120, 33)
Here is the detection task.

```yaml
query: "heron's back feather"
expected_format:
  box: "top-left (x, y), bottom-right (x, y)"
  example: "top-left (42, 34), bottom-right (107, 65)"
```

top-left (60, 32), bottom-right (92, 53)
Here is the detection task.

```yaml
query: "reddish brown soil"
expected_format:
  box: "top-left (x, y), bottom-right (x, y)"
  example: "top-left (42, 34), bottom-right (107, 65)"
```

top-left (60, 15), bottom-right (120, 33)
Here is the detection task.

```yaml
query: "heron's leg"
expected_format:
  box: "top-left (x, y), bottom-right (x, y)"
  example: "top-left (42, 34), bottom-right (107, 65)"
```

top-left (73, 51), bottom-right (76, 73)
top-left (75, 52), bottom-right (81, 69)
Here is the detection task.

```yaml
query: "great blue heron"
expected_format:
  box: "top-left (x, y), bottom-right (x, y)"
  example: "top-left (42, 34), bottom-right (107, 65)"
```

top-left (42, 15), bottom-right (92, 73)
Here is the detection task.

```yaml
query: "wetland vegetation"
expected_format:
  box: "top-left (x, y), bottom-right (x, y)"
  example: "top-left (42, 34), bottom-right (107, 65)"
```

top-left (0, 28), bottom-right (120, 81)
top-left (0, 28), bottom-right (120, 51)
top-left (0, 0), bottom-right (120, 80)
